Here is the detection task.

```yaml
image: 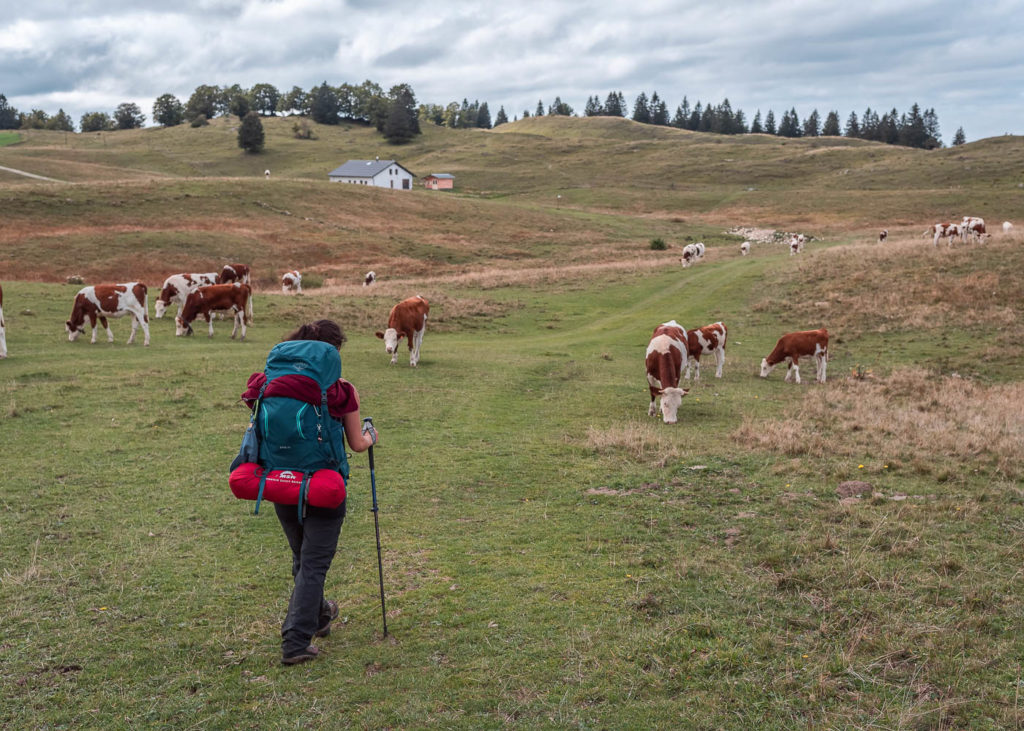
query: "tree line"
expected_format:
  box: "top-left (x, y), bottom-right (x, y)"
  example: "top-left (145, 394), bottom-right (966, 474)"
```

top-left (0, 84), bottom-right (967, 149)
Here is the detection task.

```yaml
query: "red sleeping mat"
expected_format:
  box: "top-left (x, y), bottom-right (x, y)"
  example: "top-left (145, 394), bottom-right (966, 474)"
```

top-left (229, 463), bottom-right (346, 508)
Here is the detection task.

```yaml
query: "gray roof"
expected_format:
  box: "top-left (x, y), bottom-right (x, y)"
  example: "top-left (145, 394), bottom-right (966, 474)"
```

top-left (426, 173), bottom-right (454, 179)
top-left (328, 159), bottom-right (412, 178)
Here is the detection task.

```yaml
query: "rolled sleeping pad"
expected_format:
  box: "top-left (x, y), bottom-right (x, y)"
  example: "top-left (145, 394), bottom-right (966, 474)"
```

top-left (229, 463), bottom-right (346, 508)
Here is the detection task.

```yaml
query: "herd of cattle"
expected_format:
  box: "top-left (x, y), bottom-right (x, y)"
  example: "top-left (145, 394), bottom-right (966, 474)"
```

top-left (0, 264), bottom-right (428, 369)
top-left (644, 319), bottom-right (829, 424)
top-left (923, 216), bottom-right (1011, 247)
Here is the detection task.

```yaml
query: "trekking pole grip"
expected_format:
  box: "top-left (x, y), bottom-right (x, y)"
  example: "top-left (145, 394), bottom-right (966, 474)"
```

top-left (363, 417), bottom-right (375, 471)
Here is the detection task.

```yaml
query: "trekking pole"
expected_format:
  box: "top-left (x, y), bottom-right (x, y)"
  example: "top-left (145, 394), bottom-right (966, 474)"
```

top-left (364, 417), bottom-right (388, 637)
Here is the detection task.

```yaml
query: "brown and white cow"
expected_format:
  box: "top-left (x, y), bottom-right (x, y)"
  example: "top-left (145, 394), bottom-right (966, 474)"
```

top-left (364, 271), bottom-right (377, 287)
top-left (154, 272), bottom-right (218, 319)
top-left (788, 234), bottom-right (806, 255)
top-left (926, 222), bottom-right (962, 247)
top-left (645, 320), bottom-right (689, 424)
top-left (375, 296), bottom-right (429, 366)
top-left (961, 216), bottom-right (986, 243)
top-left (878, 229), bottom-right (888, 243)
top-left (281, 270), bottom-right (302, 293)
top-left (760, 328), bottom-right (829, 384)
top-left (0, 283), bottom-right (7, 358)
top-left (680, 242), bottom-right (705, 268)
top-left (175, 283), bottom-right (252, 339)
top-left (66, 283), bottom-right (150, 346)
top-left (740, 241), bottom-right (751, 256)
top-left (683, 321), bottom-right (728, 380)
top-left (217, 263), bottom-right (251, 285)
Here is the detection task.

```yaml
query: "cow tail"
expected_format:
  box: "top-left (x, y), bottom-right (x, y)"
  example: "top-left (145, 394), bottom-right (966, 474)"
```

top-left (245, 287), bottom-right (254, 325)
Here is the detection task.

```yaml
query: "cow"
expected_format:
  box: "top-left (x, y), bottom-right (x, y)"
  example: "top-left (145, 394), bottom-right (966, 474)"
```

top-left (264, 169), bottom-right (270, 179)
top-left (740, 241), bottom-right (751, 256)
top-left (926, 222), bottom-right (962, 247)
top-left (760, 328), bottom-right (829, 384)
top-left (683, 321), bottom-right (728, 381)
top-left (65, 283), bottom-right (150, 346)
top-left (878, 229), bottom-right (888, 243)
top-left (281, 270), bottom-right (302, 293)
top-left (175, 283), bottom-right (252, 340)
top-left (961, 216), bottom-right (986, 243)
top-left (363, 271), bottom-right (376, 287)
top-left (375, 296), bottom-right (429, 366)
top-left (645, 320), bottom-right (689, 424)
top-left (680, 242), bottom-right (705, 268)
top-left (788, 234), bottom-right (806, 255)
top-left (217, 263), bottom-right (250, 285)
top-left (0, 283), bottom-right (7, 358)
top-left (1003, 221), bottom-right (1014, 234)
top-left (154, 272), bottom-right (218, 319)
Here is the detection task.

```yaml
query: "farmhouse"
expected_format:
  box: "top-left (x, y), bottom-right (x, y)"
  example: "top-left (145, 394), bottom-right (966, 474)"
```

top-left (424, 173), bottom-right (455, 191)
top-left (328, 159), bottom-right (415, 190)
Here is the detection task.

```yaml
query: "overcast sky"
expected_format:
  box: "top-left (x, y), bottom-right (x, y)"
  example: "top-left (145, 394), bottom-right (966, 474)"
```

top-left (2, 0), bottom-right (1022, 143)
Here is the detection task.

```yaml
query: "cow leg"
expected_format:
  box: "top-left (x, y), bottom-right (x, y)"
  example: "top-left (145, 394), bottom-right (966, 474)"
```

top-left (683, 356), bottom-right (691, 380)
top-left (693, 357), bottom-right (701, 381)
top-left (410, 328), bottom-right (423, 367)
top-left (140, 315), bottom-right (150, 346)
top-left (207, 314), bottom-right (215, 338)
top-left (715, 348), bottom-right (724, 378)
top-left (817, 354), bottom-right (827, 383)
top-left (127, 315), bottom-right (138, 344)
top-left (648, 395), bottom-right (657, 417)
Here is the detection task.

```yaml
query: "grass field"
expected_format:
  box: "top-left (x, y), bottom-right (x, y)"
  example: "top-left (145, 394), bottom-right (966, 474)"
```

top-left (2, 118), bottom-right (1024, 728)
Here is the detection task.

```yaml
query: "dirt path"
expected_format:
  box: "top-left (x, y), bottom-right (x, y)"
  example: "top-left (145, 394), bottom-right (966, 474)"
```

top-left (0, 164), bottom-right (64, 183)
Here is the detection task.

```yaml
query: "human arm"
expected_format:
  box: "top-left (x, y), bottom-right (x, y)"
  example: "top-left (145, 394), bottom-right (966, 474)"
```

top-left (342, 409), bottom-right (377, 453)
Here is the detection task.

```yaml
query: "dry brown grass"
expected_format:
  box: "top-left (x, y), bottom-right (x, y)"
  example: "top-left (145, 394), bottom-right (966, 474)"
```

top-left (584, 420), bottom-right (685, 464)
top-left (733, 366), bottom-right (1024, 478)
top-left (757, 231), bottom-right (1024, 337)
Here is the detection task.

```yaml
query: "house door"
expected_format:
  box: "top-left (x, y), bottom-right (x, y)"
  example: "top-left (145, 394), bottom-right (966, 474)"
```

top-left (390, 181), bottom-right (394, 189)
top-left (403, 179), bottom-right (410, 190)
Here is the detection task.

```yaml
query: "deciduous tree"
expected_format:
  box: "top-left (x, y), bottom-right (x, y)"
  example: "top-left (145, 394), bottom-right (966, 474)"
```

top-left (114, 102), bottom-right (146, 129)
top-left (152, 94), bottom-right (184, 126)
top-left (237, 111), bottom-right (264, 152)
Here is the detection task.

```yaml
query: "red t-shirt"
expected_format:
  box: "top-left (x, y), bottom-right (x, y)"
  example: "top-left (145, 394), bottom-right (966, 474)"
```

top-left (241, 372), bottom-right (359, 421)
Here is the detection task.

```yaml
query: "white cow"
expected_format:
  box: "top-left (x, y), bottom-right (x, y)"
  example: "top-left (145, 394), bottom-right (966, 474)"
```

top-left (66, 283), bottom-right (150, 346)
top-left (788, 235), bottom-right (805, 255)
top-left (927, 222), bottom-right (962, 247)
top-left (1003, 221), bottom-right (1014, 234)
top-left (680, 242), bottom-right (705, 268)
top-left (363, 271), bottom-right (377, 287)
top-left (961, 216), bottom-right (986, 243)
top-left (281, 270), bottom-right (302, 293)
top-left (740, 241), bottom-right (751, 256)
top-left (154, 272), bottom-right (219, 319)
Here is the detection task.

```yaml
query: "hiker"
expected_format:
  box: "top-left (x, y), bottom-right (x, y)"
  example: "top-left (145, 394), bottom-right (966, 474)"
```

top-left (240, 319), bottom-right (378, 665)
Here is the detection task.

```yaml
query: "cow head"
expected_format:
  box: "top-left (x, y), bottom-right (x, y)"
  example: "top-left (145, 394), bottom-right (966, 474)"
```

top-left (175, 316), bottom-right (194, 337)
top-left (376, 327), bottom-right (403, 354)
top-left (66, 320), bottom-right (84, 341)
top-left (759, 358), bottom-right (776, 378)
top-left (658, 387), bottom-right (688, 424)
top-left (154, 300), bottom-right (168, 318)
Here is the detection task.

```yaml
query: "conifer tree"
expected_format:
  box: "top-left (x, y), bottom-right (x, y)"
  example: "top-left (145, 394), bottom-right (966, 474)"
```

top-left (604, 91), bottom-right (624, 116)
top-left (0, 94), bottom-right (19, 129)
top-left (476, 101), bottom-right (492, 128)
top-left (650, 92), bottom-right (669, 125)
top-left (764, 109), bottom-right (776, 135)
top-left (844, 111), bottom-right (860, 138)
top-left (822, 110), bottom-right (841, 136)
top-left (494, 106), bottom-right (508, 126)
top-left (584, 95), bottom-right (602, 116)
top-left (952, 126), bottom-right (966, 146)
top-left (802, 109), bottom-right (821, 137)
top-left (750, 110), bottom-right (763, 134)
top-left (632, 92), bottom-right (650, 123)
top-left (535, 100), bottom-right (544, 116)
top-left (383, 84), bottom-right (419, 143)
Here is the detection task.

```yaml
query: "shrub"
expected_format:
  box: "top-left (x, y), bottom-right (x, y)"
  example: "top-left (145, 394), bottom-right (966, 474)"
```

top-left (190, 114), bottom-right (208, 128)
top-left (649, 237), bottom-right (667, 250)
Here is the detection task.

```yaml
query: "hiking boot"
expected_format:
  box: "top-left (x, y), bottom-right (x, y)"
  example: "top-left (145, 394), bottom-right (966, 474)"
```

top-left (314, 600), bottom-right (340, 638)
top-left (281, 645), bottom-right (320, 665)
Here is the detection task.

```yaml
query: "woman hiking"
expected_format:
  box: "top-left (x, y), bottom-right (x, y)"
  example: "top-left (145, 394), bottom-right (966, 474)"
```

top-left (240, 319), bottom-right (378, 665)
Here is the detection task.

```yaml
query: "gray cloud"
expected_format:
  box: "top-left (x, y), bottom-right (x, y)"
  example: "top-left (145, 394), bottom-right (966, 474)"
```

top-left (1, 0), bottom-right (1021, 141)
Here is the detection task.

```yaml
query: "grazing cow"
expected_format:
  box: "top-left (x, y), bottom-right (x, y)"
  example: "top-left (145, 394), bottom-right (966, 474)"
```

top-left (0, 283), bottom-right (7, 358)
top-left (375, 296), bottom-right (429, 366)
top-left (281, 270), bottom-right (302, 293)
top-left (760, 328), bottom-right (829, 384)
top-left (154, 272), bottom-right (218, 319)
top-left (680, 242), bottom-right (705, 268)
top-left (788, 234), bottom-right (806, 255)
top-left (1003, 221), bottom-right (1014, 234)
top-left (878, 229), bottom-right (888, 243)
top-left (264, 169), bottom-right (270, 179)
top-left (683, 321), bottom-right (728, 380)
top-left (926, 222), bottom-right (962, 247)
top-left (740, 241), bottom-right (751, 256)
top-left (65, 283), bottom-right (150, 346)
top-left (363, 271), bottom-right (376, 287)
top-left (175, 283), bottom-right (252, 340)
top-left (217, 263), bottom-right (251, 285)
top-left (645, 320), bottom-right (689, 424)
top-left (961, 216), bottom-right (986, 243)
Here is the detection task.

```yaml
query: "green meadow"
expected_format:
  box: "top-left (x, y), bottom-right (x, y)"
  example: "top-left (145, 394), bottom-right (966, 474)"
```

top-left (2, 117), bottom-right (1023, 728)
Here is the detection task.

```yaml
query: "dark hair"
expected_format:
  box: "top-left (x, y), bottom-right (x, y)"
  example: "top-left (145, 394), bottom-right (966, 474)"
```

top-left (284, 319), bottom-right (346, 349)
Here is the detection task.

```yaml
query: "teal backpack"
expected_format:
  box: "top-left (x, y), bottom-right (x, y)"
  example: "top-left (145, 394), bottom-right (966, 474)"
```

top-left (254, 340), bottom-right (349, 481)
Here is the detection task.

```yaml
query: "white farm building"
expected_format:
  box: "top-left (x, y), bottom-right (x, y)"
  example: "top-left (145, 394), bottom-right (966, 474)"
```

top-left (328, 159), bottom-right (415, 190)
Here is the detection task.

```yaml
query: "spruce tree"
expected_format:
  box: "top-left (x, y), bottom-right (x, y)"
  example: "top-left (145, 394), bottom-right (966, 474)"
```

top-left (604, 91), bottom-right (623, 116)
top-left (802, 109), bottom-right (820, 137)
top-left (952, 126), bottom-right (966, 146)
top-left (476, 101), bottom-right (492, 128)
top-left (764, 109), bottom-right (776, 135)
top-left (309, 82), bottom-right (340, 125)
top-left (494, 106), bottom-right (509, 126)
top-left (237, 111), bottom-right (265, 153)
top-left (383, 85), bottom-right (420, 143)
top-left (822, 110), bottom-right (841, 136)
top-left (584, 95), bottom-right (602, 116)
top-left (632, 92), bottom-right (650, 123)
top-left (750, 110), bottom-right (763, 134)
top-left (535, 100), bottom-right (544, 116)
top-left (844, 111), bottom-right (860, 138)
